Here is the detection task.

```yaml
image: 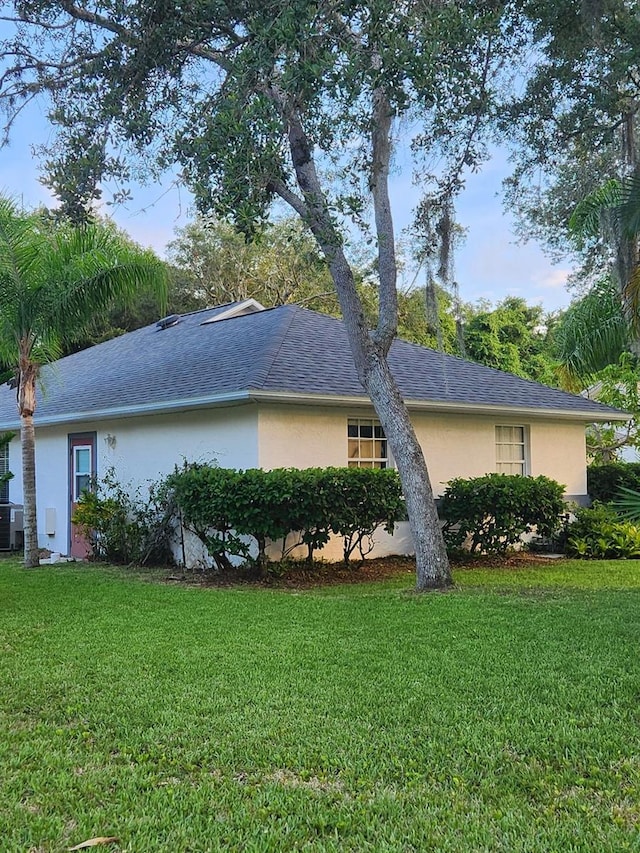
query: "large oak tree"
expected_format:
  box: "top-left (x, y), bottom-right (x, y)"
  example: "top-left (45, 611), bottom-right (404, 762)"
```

top-left (0, 1), bottom-right (520, 588)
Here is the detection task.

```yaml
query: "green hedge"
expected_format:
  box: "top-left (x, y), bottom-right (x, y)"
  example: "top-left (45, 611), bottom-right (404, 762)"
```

top-left (166, 465), bottom-right (405, 570)
top-left (440, 473), bottom-right (565, 554)
top-left (587, 463), bottom-right (640, 503)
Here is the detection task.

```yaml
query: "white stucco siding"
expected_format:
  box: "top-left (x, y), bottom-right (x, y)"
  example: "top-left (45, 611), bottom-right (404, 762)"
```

top-left (93, 405), bottom-right (259, 484)
top-left (7, 425), bottom-right (72, 553)
top-left (258, 404), bottom-right (590, 498)
top-left (258, 405), bottom-right (350, 469)
top-left (411, 413), bottom-right (589, 497)
top-left (10, 404), bottom-right (259, 554)
top-left (8, 398), bottom-right (590, 561)
top-left (528, 420), bottom-right (588, 496)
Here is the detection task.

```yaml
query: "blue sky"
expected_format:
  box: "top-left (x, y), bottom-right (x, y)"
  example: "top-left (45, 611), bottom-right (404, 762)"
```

top-left (1, 100), bottom-right (575, 314)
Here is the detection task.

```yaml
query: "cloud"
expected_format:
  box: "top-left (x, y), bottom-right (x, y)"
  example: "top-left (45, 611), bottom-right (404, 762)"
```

top-left (532, 268), bottom-right (570, 290)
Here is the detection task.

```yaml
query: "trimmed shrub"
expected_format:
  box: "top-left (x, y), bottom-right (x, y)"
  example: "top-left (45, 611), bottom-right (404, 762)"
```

top-left (587, 463), bottom-right (640, 503)
top-left (166, 464), bottom-right (404, 570)
top-left (566, 502), bottom-right (640, 558)
top-left (321, 467), bottom-right (405, 566)
top-left (440, 473), bottom-right (565, 554)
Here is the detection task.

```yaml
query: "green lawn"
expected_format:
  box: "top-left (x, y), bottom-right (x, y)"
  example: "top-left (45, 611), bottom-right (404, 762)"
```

top-left (2, 558), bottom-right (640, 852)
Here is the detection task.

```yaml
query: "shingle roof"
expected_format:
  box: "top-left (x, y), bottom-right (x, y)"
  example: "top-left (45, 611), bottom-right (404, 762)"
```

top-left (0, 303), bottom-right (623, 427)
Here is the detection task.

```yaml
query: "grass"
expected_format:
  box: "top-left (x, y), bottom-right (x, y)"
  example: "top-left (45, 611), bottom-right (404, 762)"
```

top-left (1, 557), bottom-right (640, 852)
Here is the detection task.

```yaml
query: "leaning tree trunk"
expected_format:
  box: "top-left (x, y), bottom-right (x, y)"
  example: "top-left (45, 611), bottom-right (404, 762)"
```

top-left (270, 88), bottom-right (452, 590)
top-left (21, 413), bottom-right (39, 568)
top-left (271, 99), bottom-right (453, 589)
top-left (363, 350), bottom-right (451, 589)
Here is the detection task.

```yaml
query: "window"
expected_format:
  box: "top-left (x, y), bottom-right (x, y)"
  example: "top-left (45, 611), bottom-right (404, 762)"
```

top-left (0, 442), bottom-right (8, 503)
top-left (348, 418), bottom-right (388, 468)
top-left (496, 425), bottom-right (527, 475)
top-left (73, 446), bottom-right (93, 501)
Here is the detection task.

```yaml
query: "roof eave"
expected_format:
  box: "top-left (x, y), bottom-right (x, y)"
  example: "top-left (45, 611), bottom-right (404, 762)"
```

top-left (247, 389), bottom-right (628, 422)
top-left (0, 390), bottom-right (253, 430)
top-left (0, 387), bottom-right (625, 431)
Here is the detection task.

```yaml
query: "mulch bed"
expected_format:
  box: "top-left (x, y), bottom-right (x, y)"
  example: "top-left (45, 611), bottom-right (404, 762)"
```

top-left (167, 552), bottom-right (564, 590)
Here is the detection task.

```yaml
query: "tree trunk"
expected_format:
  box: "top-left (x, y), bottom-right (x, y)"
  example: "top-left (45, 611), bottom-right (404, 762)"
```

top-left (17, 347), bottom-right (41, 568)
top-left (21, 412), bottom-right (39, 567)
top-left (360, 347), bottom-right (451, 588)
top-left (272, 97), bottom-right (452, 590)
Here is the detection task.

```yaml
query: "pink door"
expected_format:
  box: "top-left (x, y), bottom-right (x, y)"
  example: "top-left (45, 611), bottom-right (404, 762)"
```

top-left (69, 432), bottom-right (96, 559)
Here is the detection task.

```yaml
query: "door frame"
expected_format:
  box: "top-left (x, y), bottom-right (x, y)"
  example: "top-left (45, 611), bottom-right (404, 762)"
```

top-left (68, 431), bottom-right (97, 557)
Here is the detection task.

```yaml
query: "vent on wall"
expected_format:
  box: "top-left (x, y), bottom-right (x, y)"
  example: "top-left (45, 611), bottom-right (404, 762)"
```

top-left (156, 314), bottom-right (181, 330)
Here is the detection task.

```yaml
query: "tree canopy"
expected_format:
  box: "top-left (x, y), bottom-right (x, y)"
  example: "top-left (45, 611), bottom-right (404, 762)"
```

top-left (166, 216), bottom-right (341, 313)
top-left (504, 1), bottom-right (640, 283)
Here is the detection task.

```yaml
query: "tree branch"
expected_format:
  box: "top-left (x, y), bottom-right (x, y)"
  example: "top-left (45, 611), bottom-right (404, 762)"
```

top-left (267, 178), bottom-right (309, 219)
top-left (370, 83), bottom-right (397, 354)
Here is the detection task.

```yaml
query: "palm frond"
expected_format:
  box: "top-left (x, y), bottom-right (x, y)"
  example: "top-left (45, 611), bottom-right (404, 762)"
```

top-left (569, 179), bottom-right (622, 239)
top-left (0, 201), bottom-right (167, 369)
top-left (554, 278), bottom-right (630, 384)
top-left (619, 170), bottom-right (640, 238)
top-left (612, 486), bottom-right (640, 521)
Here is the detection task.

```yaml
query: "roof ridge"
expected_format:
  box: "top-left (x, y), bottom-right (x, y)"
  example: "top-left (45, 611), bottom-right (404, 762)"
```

top-left (248, 305), bottom-right (301, 389)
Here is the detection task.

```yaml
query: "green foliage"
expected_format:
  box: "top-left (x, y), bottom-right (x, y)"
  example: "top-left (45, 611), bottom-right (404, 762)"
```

top-left (504, 0), bottom-right (640, 281)
top-left (581, 354), bottom-right (640, 462)
top-left (319, 467), bottom-right (405, 566)
top-left (565, 503), bottom-right (640, 559)
top-left (568, 178), bottom-right (623, 240)
top-left (612, 486), bottom-right (640, 522)
top-left (166, 464), bottom-right (404, 570)
top-left (552, 278), bottom-right (629, 387)
top-left (72, 469), bottom-right (174, 566)
top-left (395, 286), bottom-right (459, 353)
top-left (441, 473), bottom-right (566, 555)
top-left (166, 216), bottom-right (341, 315)
top-left (0, 200), bottom-right (168, 371)
top-left (587, 463), bottom-right (640, 503)
top-left (463, 296), bottom-right (559, 385)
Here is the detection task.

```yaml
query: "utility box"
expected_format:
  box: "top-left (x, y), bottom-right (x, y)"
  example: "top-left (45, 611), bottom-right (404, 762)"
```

top-left (0, 504), bottom-right (24, 550)
top-left (45, 507), bottom-right (56, 536)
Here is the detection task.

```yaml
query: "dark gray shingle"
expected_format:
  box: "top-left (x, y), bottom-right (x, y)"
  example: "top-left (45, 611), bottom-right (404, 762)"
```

top-left (0, 303), bottom-right (622, 426)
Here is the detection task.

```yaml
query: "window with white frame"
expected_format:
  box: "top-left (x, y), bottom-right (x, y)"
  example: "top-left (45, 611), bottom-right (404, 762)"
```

top-left (496, 425), bottom-right (527, 475)
top-left (0, 442), bottom-right (8, 502)
top-left (348, 418), bottom-right (388, 468)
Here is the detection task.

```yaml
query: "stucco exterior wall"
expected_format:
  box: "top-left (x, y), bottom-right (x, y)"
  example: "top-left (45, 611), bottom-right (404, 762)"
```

top-left (257, 404), bottom-right (589, 560)
top-left (257, 404), bottom-right (588, 496)
top-left (9, 404), bottom-right (259, 554)
top-left (7, 399), bottom-right (589, 562)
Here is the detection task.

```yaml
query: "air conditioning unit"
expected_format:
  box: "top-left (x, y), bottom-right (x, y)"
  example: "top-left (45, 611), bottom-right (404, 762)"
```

top-left (0, 504), bottom-right (24, 551)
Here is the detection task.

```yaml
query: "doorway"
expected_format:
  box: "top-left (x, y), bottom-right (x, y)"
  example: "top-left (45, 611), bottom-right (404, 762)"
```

top-left (68, 432), bottom-right (96, 559)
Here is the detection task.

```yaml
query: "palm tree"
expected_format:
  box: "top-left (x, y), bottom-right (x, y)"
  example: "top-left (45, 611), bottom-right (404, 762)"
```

top-left (569, 169), bottom-right (640, 338)
top-left (0, 199), bottom-right (167, 567)
top-left (554, 277), bottom-right (629, 388)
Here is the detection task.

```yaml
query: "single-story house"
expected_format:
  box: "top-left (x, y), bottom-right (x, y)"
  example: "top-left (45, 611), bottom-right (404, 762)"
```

top-left (0, 299), bottom-right (624, 561)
